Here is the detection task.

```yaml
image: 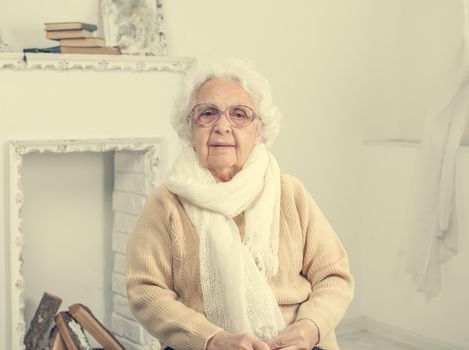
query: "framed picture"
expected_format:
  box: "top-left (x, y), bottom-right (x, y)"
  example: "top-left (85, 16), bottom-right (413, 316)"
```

top-left (100, 0), bottom-right (167, 55)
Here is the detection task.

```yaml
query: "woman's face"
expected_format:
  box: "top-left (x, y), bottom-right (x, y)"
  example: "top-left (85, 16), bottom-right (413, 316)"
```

top-left (191, 78), bottom-right (261, 182)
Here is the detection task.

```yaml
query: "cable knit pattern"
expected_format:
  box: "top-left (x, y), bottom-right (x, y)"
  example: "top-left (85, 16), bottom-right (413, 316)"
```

top-left (126, 174), bottom-right (354, 350)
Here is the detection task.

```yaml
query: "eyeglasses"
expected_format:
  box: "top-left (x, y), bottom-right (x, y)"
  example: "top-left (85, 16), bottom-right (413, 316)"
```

top-left (189, 103), bottom-right (257, 128)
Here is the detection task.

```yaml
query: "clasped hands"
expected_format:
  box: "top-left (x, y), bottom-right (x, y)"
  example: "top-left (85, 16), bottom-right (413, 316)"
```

top-left (206, 319), bottom-right (319, 350)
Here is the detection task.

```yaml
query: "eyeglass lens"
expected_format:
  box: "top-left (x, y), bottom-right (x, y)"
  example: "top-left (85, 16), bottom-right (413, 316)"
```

top-left (193, 104), bottom-right (255, 127)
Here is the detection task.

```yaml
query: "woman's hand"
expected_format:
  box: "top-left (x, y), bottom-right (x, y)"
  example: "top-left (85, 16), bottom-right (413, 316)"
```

top-left (206, 331), bottom-right (270, 350)
top-left (267, 319), bottom-right (319, 350)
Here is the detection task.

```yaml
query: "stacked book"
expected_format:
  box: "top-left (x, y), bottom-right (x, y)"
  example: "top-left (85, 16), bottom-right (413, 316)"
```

top-left (24, 292), bottom-right (125, 350)
top-left (43, 21), bottom-right (120, 55)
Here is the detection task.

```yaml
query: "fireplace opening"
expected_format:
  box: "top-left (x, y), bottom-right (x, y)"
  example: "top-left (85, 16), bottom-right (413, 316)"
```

top-left (22, 151), bottom-right (115, 348)
top-left (10, 139), bottom-right (163, 350)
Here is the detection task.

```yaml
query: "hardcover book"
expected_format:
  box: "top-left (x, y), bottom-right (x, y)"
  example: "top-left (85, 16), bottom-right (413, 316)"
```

top-left (69, 303), bottom-right (125, 350)
top-left (59, 37), bottom-right (106, 47)
top-left (46, 29), bottom-right (95, 40)
top-left (45, 22), bottom-right (98, 32)
top-left (55, 311), bottom-right (92, 350)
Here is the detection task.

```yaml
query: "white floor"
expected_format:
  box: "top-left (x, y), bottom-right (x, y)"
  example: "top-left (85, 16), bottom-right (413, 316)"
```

top-left (337, 330), bottom-right (420, 350)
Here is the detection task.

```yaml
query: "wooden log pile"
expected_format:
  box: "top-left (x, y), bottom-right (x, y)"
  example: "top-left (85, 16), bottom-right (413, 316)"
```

top-left (24, 292), bottom-right (125, 350)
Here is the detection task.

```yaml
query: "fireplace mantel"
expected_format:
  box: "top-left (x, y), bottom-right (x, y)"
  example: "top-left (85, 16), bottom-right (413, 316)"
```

top-left (0, 52), bottom-right (194, 72)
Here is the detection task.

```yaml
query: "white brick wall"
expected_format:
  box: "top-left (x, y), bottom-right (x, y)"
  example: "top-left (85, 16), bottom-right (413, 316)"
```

top-left (114, 253), bottom-right (126, 274)
top-left (112, 191), bottom-right (146, 216)
top-left (114, 212), bottom-right (138, 234)
top-left (115, 172), bottom-right (150, 195)
top-left (110, 149), bottom-right (161, 349)
top-left (114, 151), bottom-right (150, 174)
top-left (112, 272), bottom-right (127, 296)
top-left (112, 232), bottom-right (128, 254)
top-left (116, 336), bottom-right (145, 350)
top-left (112, 313), bottom-right (145, 343)
top-left (113, 294), bottom-right (134, 319)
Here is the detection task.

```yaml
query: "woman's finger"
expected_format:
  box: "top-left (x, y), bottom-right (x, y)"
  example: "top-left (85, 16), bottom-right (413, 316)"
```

top-left (268, 334), bottom-right (294, 349)
top-left (252, 339), bottom-right (271, 350)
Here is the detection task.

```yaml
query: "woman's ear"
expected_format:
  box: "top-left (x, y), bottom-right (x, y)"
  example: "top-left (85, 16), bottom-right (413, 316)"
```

top-left (188, 122), bottom-right (195, 147)
top-left (255, 121), bottom-right (263, 144)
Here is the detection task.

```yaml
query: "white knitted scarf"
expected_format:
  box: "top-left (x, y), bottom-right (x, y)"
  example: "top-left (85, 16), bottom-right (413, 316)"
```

top-left (166, 143), bottom-right (285, 341)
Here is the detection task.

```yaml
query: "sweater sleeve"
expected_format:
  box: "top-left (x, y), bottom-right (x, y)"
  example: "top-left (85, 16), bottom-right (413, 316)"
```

top-left (126, 187), bottom-right (222, 350)
top-left (288, 176), bottom-right (354, 341)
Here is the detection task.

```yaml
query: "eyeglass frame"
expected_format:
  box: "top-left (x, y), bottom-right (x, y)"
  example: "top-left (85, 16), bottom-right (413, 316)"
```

top-left (188, 103), bottom-right (258, 128)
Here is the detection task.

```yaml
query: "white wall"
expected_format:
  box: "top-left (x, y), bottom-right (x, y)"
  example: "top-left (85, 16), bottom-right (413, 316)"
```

top-left (359, 143), bottom-right (469, 347)
top-left (397, 0), bottom-right (467, 142)
top-left (1, 0), bottom-right (468, 349)
top-left (356, 0), bottom-right (469, 348)
top-left (0, 0), bottom-right (103, 50)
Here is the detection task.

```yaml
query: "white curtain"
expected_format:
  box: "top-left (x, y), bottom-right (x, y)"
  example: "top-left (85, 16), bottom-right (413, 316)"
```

top-left (407, 0), bottom-right (469, 299)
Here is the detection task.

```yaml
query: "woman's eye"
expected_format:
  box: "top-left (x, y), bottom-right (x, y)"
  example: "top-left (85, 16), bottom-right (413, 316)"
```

top-left (200, 109), bottom-right (218, 118)
top-left (231, 109), bottom-right (248, 119)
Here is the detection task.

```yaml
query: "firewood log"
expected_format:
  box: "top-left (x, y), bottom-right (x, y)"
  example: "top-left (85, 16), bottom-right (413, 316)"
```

top-left (24, 292), bottom-right (62, 350)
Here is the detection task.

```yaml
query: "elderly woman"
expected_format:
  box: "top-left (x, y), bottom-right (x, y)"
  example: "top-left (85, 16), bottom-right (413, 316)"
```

top-left (126, 60), bottom-right (354, 350)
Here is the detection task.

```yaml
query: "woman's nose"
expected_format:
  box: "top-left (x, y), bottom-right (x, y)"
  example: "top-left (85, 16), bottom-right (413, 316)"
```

top-left (213, 113), bottom-right (232, 133)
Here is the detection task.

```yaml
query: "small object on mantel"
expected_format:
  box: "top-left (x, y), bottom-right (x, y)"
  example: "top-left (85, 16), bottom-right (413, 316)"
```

top-left (44, 22), bottom-right (98, 32)
top-left (69, 303), bottom-right (126, 350)
top-left (24, 292), bottom-right (62, 350)
top-left (23, 46), bottom-right (62, 53)
top-left (55, 311), bottom-right (92, 350)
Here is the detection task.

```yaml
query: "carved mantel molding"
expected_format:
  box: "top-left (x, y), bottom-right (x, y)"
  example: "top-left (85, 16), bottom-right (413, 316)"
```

top-left (0, 52), bottom-right (194, 72)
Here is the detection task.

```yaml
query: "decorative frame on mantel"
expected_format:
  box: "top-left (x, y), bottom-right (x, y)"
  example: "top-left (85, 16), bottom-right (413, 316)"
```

top-left (0, 52), bottom-right (194, 72)
top-left (8, 138), bottom-right (164, 350)
top-left (100, 0), bottom-right (167, 55)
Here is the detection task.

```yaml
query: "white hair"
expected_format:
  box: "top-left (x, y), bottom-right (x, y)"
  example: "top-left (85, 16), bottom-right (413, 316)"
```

top-left (171, 59), bottom-right (281, 148)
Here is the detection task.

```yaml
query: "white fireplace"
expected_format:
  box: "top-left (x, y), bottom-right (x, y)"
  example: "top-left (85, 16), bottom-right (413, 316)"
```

top-left (10, 138), bottom-right (164, 350)
top-left (2, 53), bottom-right (194, 350)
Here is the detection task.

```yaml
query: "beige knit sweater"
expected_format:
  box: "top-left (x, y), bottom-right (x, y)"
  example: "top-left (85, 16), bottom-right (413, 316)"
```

top-left (126, 174), bottom-right (354, 350)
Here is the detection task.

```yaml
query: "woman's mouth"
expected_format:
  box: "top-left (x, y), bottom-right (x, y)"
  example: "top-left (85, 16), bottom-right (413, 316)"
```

top-left (210, 143), bottom-right (235, 147)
